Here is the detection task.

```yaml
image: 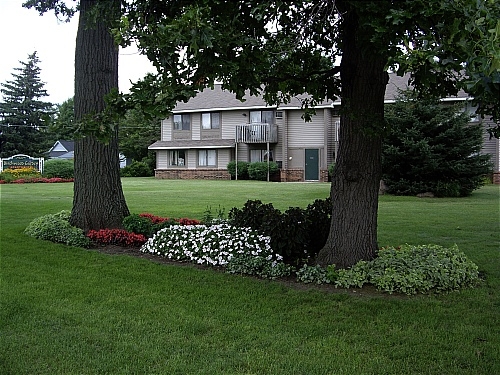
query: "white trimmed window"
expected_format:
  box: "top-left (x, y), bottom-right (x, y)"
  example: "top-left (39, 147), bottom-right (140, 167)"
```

top-left (169, 150), bottom-right (186, 166)
top-left (250, 149), bottom-right (273, 162)
top-left (201, 112), bottom-right (220, 129)
top-left (198, 150), bottom-right (217, 166)
top-left (173, 114), bottom-right (191, 130)
top-left (249, 110), bottom-right (274, 124)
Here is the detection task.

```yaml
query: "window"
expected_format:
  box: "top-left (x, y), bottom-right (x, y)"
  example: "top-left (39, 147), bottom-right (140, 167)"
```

top-left (198, 150), bottom-right (217, 166)
top-left (250, 149), bottom-right (273, 162)
top-left (169, 150), bottom-right (186, 166)
top-left (173, 114), bottom-right (191, 130)
top-left (275, 111), bottom-right (283, 119)
top-left (249, 110), bottom-right (274, 124)
top-left (464, 102), bottom-right (479, 122)
top-left (202, 112), bottom-right (220, 129)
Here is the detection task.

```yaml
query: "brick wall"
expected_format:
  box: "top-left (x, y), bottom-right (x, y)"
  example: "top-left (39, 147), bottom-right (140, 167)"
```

top-left (280, 169), bottom-right (303, 182)
top-left (155, 168), bottom-right (330, 182)
top-left (155, 169), bottom-right (231, 180)
top-left (493, 172), bottom-right (500, 184)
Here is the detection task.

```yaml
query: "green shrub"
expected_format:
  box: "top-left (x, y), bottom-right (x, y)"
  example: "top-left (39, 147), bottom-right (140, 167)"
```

top-left (304, 197), bottom-right (332, 254)
top-left (247, 161), bottom-right (279, 181)
top-left (123, 214), bottom-right (155, 237)
top-left (296, 264), bottom-right (330, 284)
top-left (43, 159), bottom-right (74, 178)
top-left (120, 160), bottom-right (154, 177)
top-left (328, 163), bottom-right (335, 177)
top-left (228, 198), bottom-right (331, 265)
top-left (327, 244), bottom-right (480, 294)
top-left (24, 210), bottom-right (90, 248)
top-left (226, 161), bottom-right (250, 179)
top-left (226, 254), bottom-right (294, 279)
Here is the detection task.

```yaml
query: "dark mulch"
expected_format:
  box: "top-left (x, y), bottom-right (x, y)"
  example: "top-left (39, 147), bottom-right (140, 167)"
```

top-left (87, 244), bottom-right (400, 298)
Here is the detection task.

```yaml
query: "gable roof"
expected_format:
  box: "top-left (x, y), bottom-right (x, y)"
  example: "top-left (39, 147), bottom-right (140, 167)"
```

top-left (384, 73), bottom-right (470, 102)
top-left (173, 86), bottom-right (334, 113)
top-left (172, 73), bottom-right (471, 113)
top-left (47, 140), bottom-right (75, 158)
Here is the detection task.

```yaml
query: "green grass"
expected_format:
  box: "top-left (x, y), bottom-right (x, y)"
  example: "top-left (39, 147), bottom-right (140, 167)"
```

top-left (1, 179), bottom-right (499, 374)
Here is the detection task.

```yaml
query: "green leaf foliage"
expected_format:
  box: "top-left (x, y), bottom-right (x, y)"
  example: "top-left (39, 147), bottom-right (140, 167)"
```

top-left (247, 162), bottom-right (280, 181)
top-left (226, 161), bottom-right (249, 180)
top-left (228, 198), bottom-right (332, 265)
top-left (382, 91), bottom-right (492, 197)
top-left (24, 210), bottom-right (90, 248)
top-left (328, 244), bottom-right (480, 295)
top-left (43, 159), bottom-right (74, 179)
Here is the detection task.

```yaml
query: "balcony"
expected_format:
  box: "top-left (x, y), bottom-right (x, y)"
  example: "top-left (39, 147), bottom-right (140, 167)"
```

top-left (235, 123), bottom-right (278, 143)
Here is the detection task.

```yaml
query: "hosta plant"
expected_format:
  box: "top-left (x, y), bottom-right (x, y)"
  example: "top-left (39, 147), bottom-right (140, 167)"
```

top-left (24, 210), bottom-right (90, 248)
top-left (226, 254), bottom-right (295, 279)
top-left (327, 244), bottom-right (480, 295)
top-left (140, 223), bottom-right (282, 267)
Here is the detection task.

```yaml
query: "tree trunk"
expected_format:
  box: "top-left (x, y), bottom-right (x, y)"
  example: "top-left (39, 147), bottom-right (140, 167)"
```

top-left (70, 0), bottom-right (130, 232)
top-left (316, 4), bottom-right (389, 269)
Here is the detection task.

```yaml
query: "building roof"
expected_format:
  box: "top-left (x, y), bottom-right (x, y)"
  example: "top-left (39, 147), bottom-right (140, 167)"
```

top-left (172, 73), bottom-right (471, 113)
top-left (149, 139), bottom-right (236, 150)
top-left (47, 140), bottom-right (75, 158)
top-left (173, 86), bottom-right (334, 113)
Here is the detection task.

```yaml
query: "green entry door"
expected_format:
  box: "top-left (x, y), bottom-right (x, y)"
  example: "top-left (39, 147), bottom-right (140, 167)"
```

top-left (305, 149), bottom-right (319, 180)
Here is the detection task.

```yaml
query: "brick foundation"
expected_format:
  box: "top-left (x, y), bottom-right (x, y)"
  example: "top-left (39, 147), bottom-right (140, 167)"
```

top-left (493, 172), bottom-right (500, 184)
top-left (280, 169), bottom-right (303, 182)
top-left (155, 169), bottom-right (231, 180)
top-left (155, 168), bottom-right (329, 182)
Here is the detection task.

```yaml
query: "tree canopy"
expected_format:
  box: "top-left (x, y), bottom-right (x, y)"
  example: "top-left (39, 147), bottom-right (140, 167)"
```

top-left (24, 0), bottom-right (500, 266)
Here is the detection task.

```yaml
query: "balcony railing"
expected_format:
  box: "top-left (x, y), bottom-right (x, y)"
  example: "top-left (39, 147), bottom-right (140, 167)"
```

top-left (235, 123), bottom-right (278, 143)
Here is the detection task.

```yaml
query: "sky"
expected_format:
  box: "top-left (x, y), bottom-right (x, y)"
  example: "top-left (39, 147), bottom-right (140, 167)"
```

top-left (0, 0), bottom-right (154, 105)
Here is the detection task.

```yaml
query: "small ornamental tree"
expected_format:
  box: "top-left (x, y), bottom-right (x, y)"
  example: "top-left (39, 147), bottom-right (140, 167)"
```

top-left (382, 91), bottom-right (492, 197)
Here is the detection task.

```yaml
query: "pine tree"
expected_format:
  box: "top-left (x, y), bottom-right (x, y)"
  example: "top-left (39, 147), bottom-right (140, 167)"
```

top-left (382, 91), bottom-right (492, 197)
top-left (0, 51), bottom-right (55, 158)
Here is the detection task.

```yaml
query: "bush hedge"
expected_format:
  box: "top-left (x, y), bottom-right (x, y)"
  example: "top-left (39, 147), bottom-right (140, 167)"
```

top-left (226, 161), bottom-right (250, 179)
top-left (24, 210), bottom-right (90, 248)
top-left (228, 197), bottom-right (332, 265)
top-left (43, 159), bottom-right (74, 179)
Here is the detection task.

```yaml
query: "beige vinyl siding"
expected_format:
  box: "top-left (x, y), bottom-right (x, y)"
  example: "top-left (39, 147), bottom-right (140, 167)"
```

top-left (218, 149), bottom-right (232, 169)
top-left (191, 114), bottom-right (201, 141)
top-left (481, 120), bottom-right (500, 172)
top-left (161, 119), bottom-right (171, 141)
top-left (223, 110), bottom-right (251, 163)
top-left (186, 150), bottom-right (197, 169)
top-left (221, 110), bottom-right (249, 140)
top-left (156, 150), bottom-right (169, 169)
top-left (274, 117), bottom-right (284, 164)
top-left (287, 109), bottom-right (326, 148)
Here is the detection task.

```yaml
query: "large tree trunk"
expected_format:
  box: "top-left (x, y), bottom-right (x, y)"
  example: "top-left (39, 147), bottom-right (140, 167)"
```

top-left (70, 0), bottom-right (130, 232)
top-left (316, 4), bottom-right (389, 269)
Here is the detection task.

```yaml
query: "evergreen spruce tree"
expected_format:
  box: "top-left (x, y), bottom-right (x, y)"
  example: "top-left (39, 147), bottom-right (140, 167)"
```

top-left (382, 91), bottom-right (492, 197)
top-left (0, 51), bottom-right (55, 158)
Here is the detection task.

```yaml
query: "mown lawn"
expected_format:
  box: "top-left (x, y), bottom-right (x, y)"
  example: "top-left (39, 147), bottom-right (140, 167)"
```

top-left (1, 179), bottom-right (499, 374)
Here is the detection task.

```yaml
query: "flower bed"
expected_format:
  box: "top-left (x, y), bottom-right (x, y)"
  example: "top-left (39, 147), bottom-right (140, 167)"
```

top-left (0, 177), bottom-right (74, 184)
top-left (87, 229), bottom-right (147, 247)
top-left (140, 223), bottom-right (283, 267)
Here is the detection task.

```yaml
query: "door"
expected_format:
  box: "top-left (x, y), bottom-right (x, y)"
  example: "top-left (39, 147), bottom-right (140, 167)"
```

top-left (305, 149), bottom-right (319, 180)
